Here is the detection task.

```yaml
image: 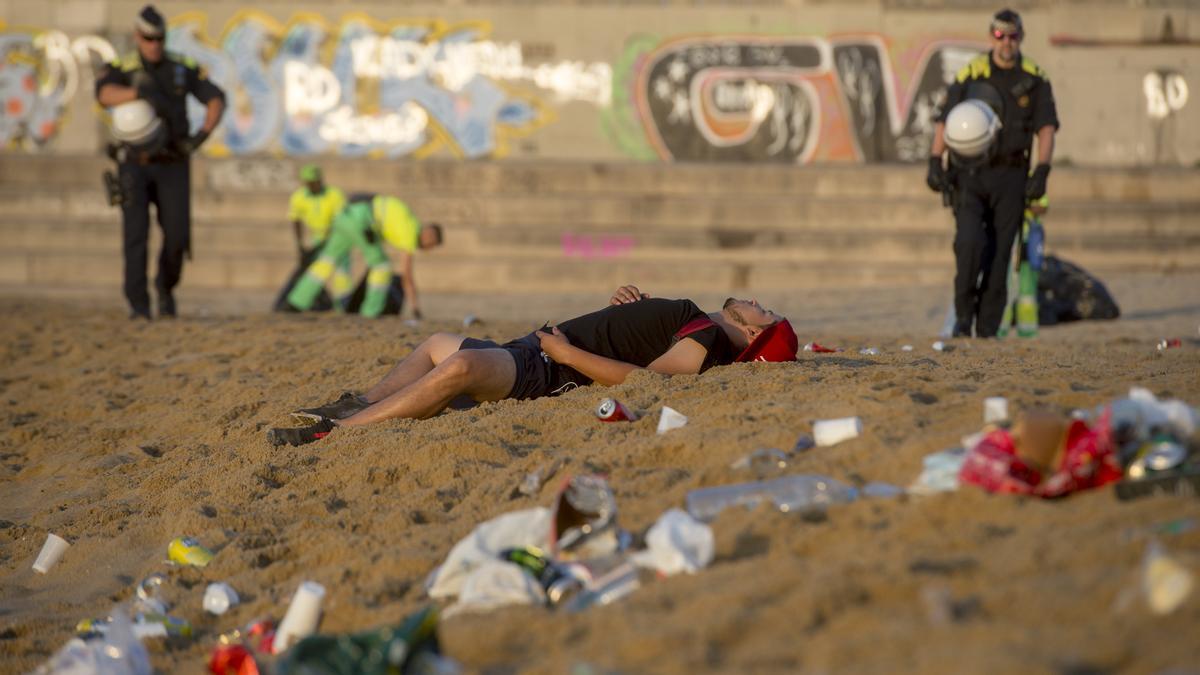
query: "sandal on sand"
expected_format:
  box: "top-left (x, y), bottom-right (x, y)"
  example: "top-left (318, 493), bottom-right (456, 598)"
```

top-left (268, 418), bottom-right (335, 447)
top-left (290, 392), bottom-right (369, 423)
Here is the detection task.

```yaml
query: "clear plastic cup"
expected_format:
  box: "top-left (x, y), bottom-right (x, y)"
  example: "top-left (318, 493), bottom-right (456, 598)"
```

top-left (33, 533), bottom-right (70, 574)
top-left (984, 397), bottom-right (1009, 424)
top-left (203, 582), bottom-right (240, 615)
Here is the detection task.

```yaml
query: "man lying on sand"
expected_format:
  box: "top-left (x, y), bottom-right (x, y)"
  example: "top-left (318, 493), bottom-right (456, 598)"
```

top-left (267, 285), bottom-right (798, 446)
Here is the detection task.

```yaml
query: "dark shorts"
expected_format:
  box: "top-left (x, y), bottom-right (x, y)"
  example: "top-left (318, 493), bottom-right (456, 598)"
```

top-left (459, 332), bottom-right (587, 400)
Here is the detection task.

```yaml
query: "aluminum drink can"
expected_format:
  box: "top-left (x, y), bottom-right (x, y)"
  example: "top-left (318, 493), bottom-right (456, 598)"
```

top-left (596, 398), bottom-right (636, 422)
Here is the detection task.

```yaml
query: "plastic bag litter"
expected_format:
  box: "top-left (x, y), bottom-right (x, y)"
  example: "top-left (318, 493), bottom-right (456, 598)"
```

top-left (909, 448), bottom-right (967, 495)
top-left (425, 508), bottom-right (551, 599)
top-left (36, 607), bottom-right (150, 675)
top-left (274, 606), bottom-right (457, 675)
top-left (686, 475), bottom-right (858, 522)
top-left (446, 560), bottom-right (547, 616)
top-left (1141, 540), bottom-right (1194, 615)
top-left (631, 509), bottom-right (714, 576)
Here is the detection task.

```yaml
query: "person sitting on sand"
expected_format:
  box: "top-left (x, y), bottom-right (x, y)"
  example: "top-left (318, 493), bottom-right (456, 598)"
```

top-left (267, 285), bottom-right (798, 446)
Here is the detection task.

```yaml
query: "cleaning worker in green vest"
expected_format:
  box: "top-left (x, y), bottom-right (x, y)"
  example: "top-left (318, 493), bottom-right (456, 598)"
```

top-left (288, 165), bottom-right (350, 309)
top-left (286, 193), bottom-right (443, 319)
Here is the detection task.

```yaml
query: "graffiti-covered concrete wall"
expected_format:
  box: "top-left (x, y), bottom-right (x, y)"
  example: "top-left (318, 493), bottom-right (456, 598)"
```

top-left (1, 0), bottom-right (1197, 166)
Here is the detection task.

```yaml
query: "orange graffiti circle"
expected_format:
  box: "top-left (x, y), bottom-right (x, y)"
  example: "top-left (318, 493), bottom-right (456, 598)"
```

top-left (6, 98), bottom-right (24, 116)
top-left (40, 120), bottom-right (57, 138)
top-left (23, 75), bottom-right (35, 92)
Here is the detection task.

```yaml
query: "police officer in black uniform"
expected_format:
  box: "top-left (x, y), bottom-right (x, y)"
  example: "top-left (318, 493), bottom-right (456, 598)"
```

top-left (926, 8), bottom-right (1058, 338)
top-left (95, 5), bottom-right (225, 319)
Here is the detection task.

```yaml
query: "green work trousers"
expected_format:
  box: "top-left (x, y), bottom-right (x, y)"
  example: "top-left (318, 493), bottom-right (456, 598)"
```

top-left (288, 202), bottom-right (392, 317)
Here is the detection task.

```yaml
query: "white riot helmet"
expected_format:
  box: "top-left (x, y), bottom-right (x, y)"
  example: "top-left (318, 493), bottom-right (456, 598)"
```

top-left (944, 99), bottom-right (1001, 159)
top-left (109, 99), bottom-right (165, 151)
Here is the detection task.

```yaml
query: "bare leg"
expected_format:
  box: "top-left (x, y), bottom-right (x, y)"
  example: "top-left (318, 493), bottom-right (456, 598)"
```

top-left (363, 332), bottom-right (467, 402)
top-left (340, 348), bottom-right (516, 425)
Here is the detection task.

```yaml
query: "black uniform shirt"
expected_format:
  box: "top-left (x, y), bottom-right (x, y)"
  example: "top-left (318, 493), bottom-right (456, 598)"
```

top-left (939, 51), bottom-right (1059, 161)
top-left (95, 51), bottom-right (224, 143)
top-left (557, 298), bottom-right (735, 373)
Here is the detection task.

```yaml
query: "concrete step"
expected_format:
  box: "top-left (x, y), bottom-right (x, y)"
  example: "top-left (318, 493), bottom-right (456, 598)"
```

top-left (3, 155), bottom-right (1198, 203)
top-left (4, 186), bottom-right (1198, 236)
top-left (5, 215), bottom-right (1196, 270)
top-left (4, 235), bottom-right (1189, 298)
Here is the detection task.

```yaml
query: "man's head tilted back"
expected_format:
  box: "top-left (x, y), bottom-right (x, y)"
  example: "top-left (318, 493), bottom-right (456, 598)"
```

top-left (721, 298), bottom-right (799, 362)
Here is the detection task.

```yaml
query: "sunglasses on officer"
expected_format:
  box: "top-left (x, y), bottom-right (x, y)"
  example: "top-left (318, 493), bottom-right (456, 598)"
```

top-left (991, 29), bottom-right (1022, 41)
top-left (137, 32), bottom-right (165, 43)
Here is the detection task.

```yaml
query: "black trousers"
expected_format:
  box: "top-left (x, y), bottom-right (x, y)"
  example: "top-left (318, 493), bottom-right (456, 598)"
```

top-left (119, 159), bottom-right (191, 314)
top-left (951, 164), bottom-right (1026, 337)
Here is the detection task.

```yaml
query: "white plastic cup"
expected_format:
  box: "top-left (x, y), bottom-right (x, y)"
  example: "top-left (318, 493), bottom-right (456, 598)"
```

top-left (656, 406), bottom-right (688, 435)
top-left (273, 581), bottom-right (326, 653)
top-left (983, 397), bottom-right (1009, 424)
top-left (203, 582), bottom-right (240, 615)
top-left (32, 533), bottom-right (70, 574)
top-left (813, 417), bottom-right (862, 447)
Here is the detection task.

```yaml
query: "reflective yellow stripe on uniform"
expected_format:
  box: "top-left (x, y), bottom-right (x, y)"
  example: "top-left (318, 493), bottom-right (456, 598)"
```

top-left (309, 258), bottom-right (336, 281)
top-left (367, 265), bottom-right (391, 289)
top-left (1020, 56), bottom-right (1047, 80)
top-left (956, 54), bottom-right (991, 83)
top-left (117, 51), bottom-right (141, 72)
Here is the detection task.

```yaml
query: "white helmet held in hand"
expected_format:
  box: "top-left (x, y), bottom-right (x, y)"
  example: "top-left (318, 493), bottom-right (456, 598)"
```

top-left (110, 99), bottom-right (164, 148)
top-left (944, 99), bottom-right (1001, 158)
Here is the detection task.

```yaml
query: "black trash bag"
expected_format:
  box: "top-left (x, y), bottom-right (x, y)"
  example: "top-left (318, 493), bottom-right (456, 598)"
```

top-left (1037, 255), bottom-right (1120, 325)
top-left (273, 248), bottom-right (333, 312)
top-left (344, 273), bottom-right (406, 316)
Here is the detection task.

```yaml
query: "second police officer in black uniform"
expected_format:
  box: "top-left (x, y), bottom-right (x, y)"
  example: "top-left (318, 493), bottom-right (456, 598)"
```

top-left (95, 5), bottom-right (225, 320)
top-left (926, 8), bottom-right (1059, 338)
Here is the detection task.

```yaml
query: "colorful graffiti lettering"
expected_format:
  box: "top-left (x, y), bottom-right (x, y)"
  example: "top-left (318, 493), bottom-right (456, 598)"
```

top-left (607, 34), bottom-right (984, 163)
top-left (2, 12), bottom-right (611, 158)
top-left (165, 10), bottom-right (610, 158)
top-left (0, 24), bottom-right (114, 148)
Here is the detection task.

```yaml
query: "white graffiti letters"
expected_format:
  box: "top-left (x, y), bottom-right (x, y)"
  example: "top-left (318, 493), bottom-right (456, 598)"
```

top-left (284, 61), bottom-right (341, 116)
top-left (318, 103), bottom-right (430, 146)
top-left (1144, 71), bottom-right (1188, 120)
top-left (347, 35), bottom-right (611, 106)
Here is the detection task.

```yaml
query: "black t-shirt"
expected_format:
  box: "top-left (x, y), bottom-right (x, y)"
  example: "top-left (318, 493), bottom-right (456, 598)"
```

top-left (939, 52), bottom-right (1058, 161)
top-left (95, 52), bottom-right (224, 143)
top-left (557, 298), bottom-right (735, 373)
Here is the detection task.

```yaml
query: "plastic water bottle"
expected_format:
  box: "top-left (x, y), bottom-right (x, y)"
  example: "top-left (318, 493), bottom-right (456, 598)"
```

top-left (1016, 261), bottom-right (1039, 338)
top-left (1026, 217), bottom-right (1045, 271)
top-left (685, 475), bottom-right (858, 522)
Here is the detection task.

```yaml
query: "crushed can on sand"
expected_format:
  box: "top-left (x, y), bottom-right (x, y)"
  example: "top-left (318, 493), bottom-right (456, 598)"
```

top-left (168, 536), bottom-right (214, 567)
top-left (596, 398), bottom-right (637, 422)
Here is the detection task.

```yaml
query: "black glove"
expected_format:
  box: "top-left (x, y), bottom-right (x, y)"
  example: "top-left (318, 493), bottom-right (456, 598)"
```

top-left (1026, 163), bottom-right (1051, 201)
top-left (926, 156), bottom-right (946, 193)
top-left (175, 129), bottom-right (210, 156)
top-left (364, 227), bottom-right (378, 245)
top-left (412, 308), bottom-right (423, 321)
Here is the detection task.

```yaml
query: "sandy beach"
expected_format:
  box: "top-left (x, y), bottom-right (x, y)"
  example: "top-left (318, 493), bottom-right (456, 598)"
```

top-left (2, 272), bottom-right (1198, 674)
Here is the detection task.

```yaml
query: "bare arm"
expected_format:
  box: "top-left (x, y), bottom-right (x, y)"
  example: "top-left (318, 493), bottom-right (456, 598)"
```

top-left (930, 121), bottom-right (946, 158)
top-left (292, 221), bottom-right (305, 250)
top-left (538, 329), bottom-right (706, 386)
top-left (398, 251), bottom-right (420, 318)
top-left (201, 96), bottom-right (224, 134)
top-left (1035, 125), bottom-right (1055, 165)
top-left (97, 83), bottom-right (138, 107)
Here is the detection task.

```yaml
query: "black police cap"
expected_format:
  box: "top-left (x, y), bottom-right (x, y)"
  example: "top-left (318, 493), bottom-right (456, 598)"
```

top-left (135, 5), bottom-right (166, 38)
